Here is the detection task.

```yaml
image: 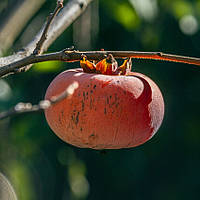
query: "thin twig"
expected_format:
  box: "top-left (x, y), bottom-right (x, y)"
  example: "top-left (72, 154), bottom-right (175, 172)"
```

top-left (0, 81), bottom-right (79, 120)
top-left (1, 50), bottom-right (200, 77)
top-left (33, 0), bottom-right (63, 55)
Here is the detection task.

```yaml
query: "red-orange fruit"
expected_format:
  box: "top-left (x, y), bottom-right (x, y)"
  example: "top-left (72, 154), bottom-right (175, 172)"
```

top-left (45, 68), bottom-right (164, 149)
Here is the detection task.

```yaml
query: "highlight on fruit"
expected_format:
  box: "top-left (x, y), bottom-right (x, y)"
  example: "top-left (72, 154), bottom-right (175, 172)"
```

top-left (44, 55), bottom-right (165, 149)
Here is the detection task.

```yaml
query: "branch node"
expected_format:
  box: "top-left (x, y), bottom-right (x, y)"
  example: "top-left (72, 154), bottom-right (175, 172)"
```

top-left (39, 100), bottom-right (51, 109)
top-left (77, 0), bottom-right (85, 9)
top-left (63, 46), bottom-right (75, 52)
top-left (57, 0), bottom-right (64, 7)
top-left (15, 102), bottom-right (32, 111)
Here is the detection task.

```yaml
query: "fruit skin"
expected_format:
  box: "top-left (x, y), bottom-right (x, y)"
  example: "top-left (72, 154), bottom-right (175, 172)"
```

top-left (45, 68), bottom-right (164, 149)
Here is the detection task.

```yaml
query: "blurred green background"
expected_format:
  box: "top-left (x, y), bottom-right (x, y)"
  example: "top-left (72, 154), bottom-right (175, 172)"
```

top-left (0, 0), bottom-right (200, 199)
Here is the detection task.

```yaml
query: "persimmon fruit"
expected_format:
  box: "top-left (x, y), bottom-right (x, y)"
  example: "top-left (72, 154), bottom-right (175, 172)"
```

top-left (45, 66), bottom-right (164, 149)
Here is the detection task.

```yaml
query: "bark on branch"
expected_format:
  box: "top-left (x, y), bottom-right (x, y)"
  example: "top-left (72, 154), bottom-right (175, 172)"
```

top-left (0, 0), bottom-right (45, 55)
top-left (0, 0), bottom-right (94, 72)
top-left (1, 49), bottom-right (200, 77)
top-left (0, 82), bottom-right (79, 120)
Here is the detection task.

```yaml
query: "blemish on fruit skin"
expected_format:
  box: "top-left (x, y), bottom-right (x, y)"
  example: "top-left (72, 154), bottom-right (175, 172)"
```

top-left (81, 100), bottom-right (85, 111)
top-left (106, 97), bottom-right (109, 104)
top-left (90, 98), bottom-right (93, 109)
top-left (58, 111), bottom-right (65, 125)
top-left (104, 108), bottom-right (107, 115)
top-left (89, 133), bottom-right (95, 138)
top-left (83, 91), bottom-right (86, 100)
top-left (114, 93), bottom-right (118, 102)
top-left (58, 115), bottom-right (62, 124)
top-left (80, 127), bottom-right (83, 132)
top-left (90, 90), bottom-right (93, 93)
top-left (88, 133), bottom-right (97, 143)
top-left (115, 103), bottom-right (119, 108)
top-left (93, 85), bottom-right (97, 89)
top-left (71, 110), bottom-right (80, 126)
top-left (75, 111), bottom-right (80, 125)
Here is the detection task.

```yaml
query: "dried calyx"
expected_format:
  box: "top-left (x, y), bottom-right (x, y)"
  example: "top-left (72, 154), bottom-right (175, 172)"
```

top-left (80, 54), bottom-right (132, 75)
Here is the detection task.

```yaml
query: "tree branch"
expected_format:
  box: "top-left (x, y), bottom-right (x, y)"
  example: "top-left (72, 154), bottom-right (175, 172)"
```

top-left (0, 0), bottom-right (45, 55)
top-left (0, 0), bottom-right (94, 69)
top-left (1, 49), bottom-right (200, 77)
top-left (0, 0), bottom-right (199, 78)
top-left (0, 81), bottom-right (79, 120)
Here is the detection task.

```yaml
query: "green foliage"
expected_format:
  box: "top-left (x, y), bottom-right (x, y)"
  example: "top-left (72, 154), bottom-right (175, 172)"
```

top-left (7, 160), bottom-right (36, 200)
top-left (172, 0), bottom-right (193, 18)
top-left (103, 0), bottom-right (140, 30)
top-left (33, 61), bottom-right (63, 73)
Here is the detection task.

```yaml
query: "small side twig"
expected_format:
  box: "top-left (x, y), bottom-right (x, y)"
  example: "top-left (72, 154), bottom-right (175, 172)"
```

top-left (33, 0), bottom-right (64, 55)
top-left (0, 81), bottom-right (79, 120)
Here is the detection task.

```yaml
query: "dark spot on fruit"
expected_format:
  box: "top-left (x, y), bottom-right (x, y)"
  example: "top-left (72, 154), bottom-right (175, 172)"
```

top-left (71, 131), bottom-right (75, 136)
top-left (89, 133), bottom-right (97, 141)
top-left (80, 127), bottom-right (83, 132)
top-left (127, 142), bottom-right (132, 147)
top-left (106, 97), bottom-right (109, 104)
top-left (114, 93), bottom-right (118, 101)
top-left (75, 111), bottom-right (80, 125)
top-left (110, 95), bottom-right (112, 99)
top-left (104, 108), bottom-right (107, 114)
top-left (90, 90), bottom-right (93, 93)
top-left (83, 91), bottom-right (85, 100)
top-left (81, 101), bottom-right (85, 111)
top-left (90, 98), bottom-right (93, 109)
top-left (93, 85), bottom-right (97, 89)
top-left (87, 85), bottom-right (89, 87)
top-left (71, 110), bottom-right (80, 126)
top-left (117, 80), bottom-right (120, 83)
top-left (58, 115), bottom-right (62, 124)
